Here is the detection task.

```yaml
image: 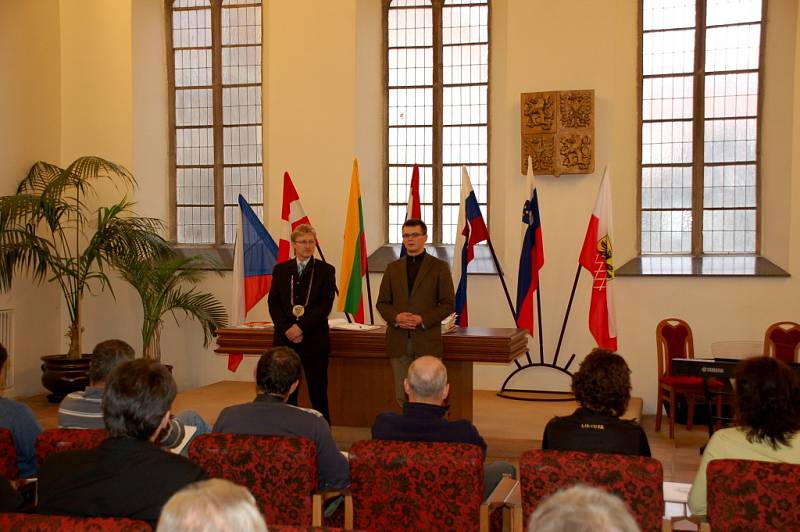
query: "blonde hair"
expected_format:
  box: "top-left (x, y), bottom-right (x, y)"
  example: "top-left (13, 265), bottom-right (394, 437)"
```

top-left (157, 479), bottom-right (267, 532)
top-left (290, 223), bottom-right (316, 242)
top-left (528, 485), bottom-right (639, 532)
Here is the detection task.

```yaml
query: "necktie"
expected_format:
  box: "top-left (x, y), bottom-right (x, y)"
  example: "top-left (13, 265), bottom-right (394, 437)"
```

top-left (297, 262), bottom-right (305, 276)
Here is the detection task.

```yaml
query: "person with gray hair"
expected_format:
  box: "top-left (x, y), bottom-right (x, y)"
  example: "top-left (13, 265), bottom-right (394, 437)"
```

top-left (527, 485), bottom-right (640, 532)
top-left (157, 479), bottom-right (267, 532)
top-left (371, 355), bottom-right (515, 499)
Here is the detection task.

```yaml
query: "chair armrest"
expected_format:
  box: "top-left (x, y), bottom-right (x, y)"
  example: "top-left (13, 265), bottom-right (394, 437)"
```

top-left (480, 474), bottom-right (521, 532)
top-left (312, 487), bottom-right (350, 528)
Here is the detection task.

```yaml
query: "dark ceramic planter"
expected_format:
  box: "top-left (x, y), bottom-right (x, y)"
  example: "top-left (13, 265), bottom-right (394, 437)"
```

top-left (40, 354), bottom-right (93, 403)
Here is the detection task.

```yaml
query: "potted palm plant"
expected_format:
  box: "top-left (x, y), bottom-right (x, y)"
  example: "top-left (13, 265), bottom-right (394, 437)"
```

top-left (119, 253), bottom-right (228, 361)
top-left (0, 156), bottom-right (169, 399)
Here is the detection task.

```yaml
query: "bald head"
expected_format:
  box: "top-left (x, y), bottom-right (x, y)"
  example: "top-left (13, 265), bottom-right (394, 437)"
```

top-left (404, 356), bottom-right (449, 404)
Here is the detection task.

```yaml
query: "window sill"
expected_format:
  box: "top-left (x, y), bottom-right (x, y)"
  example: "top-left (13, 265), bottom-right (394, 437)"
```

top-left (173, 244), bottom-right (235, 270)
top-left (616, 255), bottom-right (789, 277)
top-left (366, 244), bottom-right (498, 275)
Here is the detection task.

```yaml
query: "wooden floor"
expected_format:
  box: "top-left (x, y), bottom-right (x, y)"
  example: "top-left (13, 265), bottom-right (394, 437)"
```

top-left (22, 381), bottom-right (708, 483)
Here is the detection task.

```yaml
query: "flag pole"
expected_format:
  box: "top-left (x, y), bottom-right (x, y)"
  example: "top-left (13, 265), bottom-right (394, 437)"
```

top-left (365, 256), bottom-right (375, 325)
top-left (536, 289), bottom-right (544, 364)
top-left (553, 264), bottom-right (582, 367)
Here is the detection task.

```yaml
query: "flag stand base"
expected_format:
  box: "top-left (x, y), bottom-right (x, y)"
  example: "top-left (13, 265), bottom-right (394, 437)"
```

top-left (497, 359), bottom-right (576, 402)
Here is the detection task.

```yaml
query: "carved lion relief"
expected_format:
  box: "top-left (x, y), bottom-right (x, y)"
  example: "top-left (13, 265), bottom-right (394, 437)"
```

top-left (521, 89), bottom-right (594, 176)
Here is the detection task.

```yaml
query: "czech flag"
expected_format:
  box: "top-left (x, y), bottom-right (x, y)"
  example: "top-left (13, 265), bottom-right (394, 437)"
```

top-left (278, 171), bottom-right (312, 263)
top-left (400, 165), bottom-right (422, 257)
top-left (578, 168), bottom-right (617, 350)
top-left (452, 167), bottom-right (489, 327)
top-left (515, 158), bottom-right (544, 335)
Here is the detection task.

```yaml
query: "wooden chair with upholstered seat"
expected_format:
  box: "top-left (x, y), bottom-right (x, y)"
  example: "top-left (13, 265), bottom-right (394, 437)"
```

top-left (513, 449), bottom-right (667, 532)
top-left (0, 513), bottom-right (151, 531)
top-left (0, 428), bottom-right (18, 479)
top-left (763, 321), bottom-right (800, 363)
top-left (699, 459), bottom-right (800, 532)
top-left (656, 318), bottom-right (722, 438)
top-left (35, 428), bottom-right (107, 466)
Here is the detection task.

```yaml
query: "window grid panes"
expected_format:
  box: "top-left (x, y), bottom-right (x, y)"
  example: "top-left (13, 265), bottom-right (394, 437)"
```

top-left (170, 0), bottom-right (263, 245)
top-left (640, 0), bottom-right (762, 255)
top-left (387, 0), bottom-right (489, 245)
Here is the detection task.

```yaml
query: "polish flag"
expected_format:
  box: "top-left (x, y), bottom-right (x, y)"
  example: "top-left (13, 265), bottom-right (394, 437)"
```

top-left (278, 171), bottom-right (312, 263)
top-left (578, 167), bottom-right (617, 350)
top-left (400, 165), bottom-right (422, 257)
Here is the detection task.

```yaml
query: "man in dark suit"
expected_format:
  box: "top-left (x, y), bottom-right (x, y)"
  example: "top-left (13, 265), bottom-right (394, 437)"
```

top-left (37, 359), bottom-right (207, 527)
top-left (268, 224), bottom-right (336, 422)
top-left (377, 218), bottom-right (455, 405)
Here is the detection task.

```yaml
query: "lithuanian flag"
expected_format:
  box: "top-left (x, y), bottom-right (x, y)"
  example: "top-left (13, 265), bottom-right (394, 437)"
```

top-left (338, 159), bottom-right (368, 323)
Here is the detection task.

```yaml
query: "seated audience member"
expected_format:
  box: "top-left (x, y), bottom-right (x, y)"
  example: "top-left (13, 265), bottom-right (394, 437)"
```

top-left (372, 355), bottom-right (516, 499)
top-left (58, 338), bottom-right (211, 453)
top-left (688, 356), bottom-right (800, 516)
top-left (37, 359), bottom-right (207, 526)
top-left (527, 484), bottom-right (640, 532)
top-left (0, 342), bottom-right (42, 477)
top-left (157, 478), bottom-right (267, 532)
top-left (542, 348), bottom-right (650, 457)
top-left (213, 346), bottom-right (350, 489)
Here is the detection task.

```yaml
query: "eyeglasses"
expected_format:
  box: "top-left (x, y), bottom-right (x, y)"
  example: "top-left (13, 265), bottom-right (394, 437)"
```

top-left (402, 232), bottom-right (425, 239)
top-left (294, 240), bottom-right (316, 246)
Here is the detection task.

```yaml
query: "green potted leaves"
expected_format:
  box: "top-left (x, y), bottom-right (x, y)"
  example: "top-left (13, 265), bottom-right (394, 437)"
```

top-left (0, 156), bottom-right (169, 399)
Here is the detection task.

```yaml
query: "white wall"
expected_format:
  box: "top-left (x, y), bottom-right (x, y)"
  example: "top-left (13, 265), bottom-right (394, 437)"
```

top-left (1, 1), bottom-right (799, 416)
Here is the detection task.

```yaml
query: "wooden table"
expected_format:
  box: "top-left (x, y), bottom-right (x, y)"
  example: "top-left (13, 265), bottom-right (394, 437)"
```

top-left (215, 326), bottom-right (528, 426)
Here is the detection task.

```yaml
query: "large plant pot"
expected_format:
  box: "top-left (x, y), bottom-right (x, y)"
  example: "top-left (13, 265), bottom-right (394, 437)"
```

top-left (40, 354), bottom-right (93, 403)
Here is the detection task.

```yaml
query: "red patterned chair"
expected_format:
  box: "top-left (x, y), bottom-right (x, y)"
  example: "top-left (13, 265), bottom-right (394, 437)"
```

top-left (699, 459), bottom-right (800, 532)
top-left (346, 440), bottom-right (487, 532)
top-left (515, 449), bottom-right (665, 532)
top-left (0, 513), bottom-right (151, 531)
top-left (656, 317), bottom-right (723, 438)
top-left (0, 427), bottom-right (19, 479)
top-left (35, 428), bottom-right (107, 465)
top-left (763, 321), bottom-right (800, 363)
top-left (188, 433), bottom-right (338, 527)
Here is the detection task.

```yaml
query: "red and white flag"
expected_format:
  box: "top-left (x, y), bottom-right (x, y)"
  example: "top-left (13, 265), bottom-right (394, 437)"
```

top-left (278, 171), bottom-right (312, 263)
top-left (400, 165), bottom-right (422, 257)
top-left (578, 167), bottom-right (617, 351)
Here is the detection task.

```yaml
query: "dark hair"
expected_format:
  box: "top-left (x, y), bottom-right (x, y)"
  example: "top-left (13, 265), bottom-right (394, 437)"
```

top-left (256, 347), bottom-right (301, 395)
top-left (0, 342), bottom-right (7, 372)
top-left (402, 218), bottom-right (427, 235)
top-left (90, 339), bottom-right (135, 383)
top-left (734, 356), bottom-right (800, 449)
top-left (103, 359), bottom-right (176, 439)
top-left (572, 349), bottom-right (631, 417)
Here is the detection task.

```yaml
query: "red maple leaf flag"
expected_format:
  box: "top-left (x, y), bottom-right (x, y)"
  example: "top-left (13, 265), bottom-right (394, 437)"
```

top-left (578, 168), bottom-right (617, 351)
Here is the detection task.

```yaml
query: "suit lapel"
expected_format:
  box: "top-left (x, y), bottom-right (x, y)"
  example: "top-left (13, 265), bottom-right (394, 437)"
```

top-left (400, 256), bottom-right (409, 300)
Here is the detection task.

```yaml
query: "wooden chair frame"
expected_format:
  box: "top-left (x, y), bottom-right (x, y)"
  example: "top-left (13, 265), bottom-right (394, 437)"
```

top-left (763, 321), bottom-right (800, 362)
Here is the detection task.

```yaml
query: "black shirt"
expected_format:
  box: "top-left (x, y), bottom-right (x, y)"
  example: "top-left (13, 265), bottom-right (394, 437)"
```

top-left (372, 402), bottom-right (487, 457)
top-left (542, 407), bottom-right (651, 457)
top-left (406, 251), bottom-right (427, 293)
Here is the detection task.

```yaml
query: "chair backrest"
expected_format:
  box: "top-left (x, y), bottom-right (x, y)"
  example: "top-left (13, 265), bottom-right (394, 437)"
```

top-left (0, 427), bottom-right (18, 479)
top-left (656, 318), bottom-right (694, 377)
top-left (348, 440), bottom-right (484, 532)
top-left (35, 428), bottom-right (107, 466)
top-left (188, 433), bottom-right (318, 526)
top-left (707, 459), bottom-right (800, 531)
top-left (520, 449), bottom-right (664, 532)
top-left (763, 321), bottom-right (800, 363)
top-left (0, 513), bottom-right (151, 531)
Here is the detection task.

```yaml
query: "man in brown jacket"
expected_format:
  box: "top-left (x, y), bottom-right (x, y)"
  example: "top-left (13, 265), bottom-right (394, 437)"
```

top-left (377, 219), bottom-right (455, 405)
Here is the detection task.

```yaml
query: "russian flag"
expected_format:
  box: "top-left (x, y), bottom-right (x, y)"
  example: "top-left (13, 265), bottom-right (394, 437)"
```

top-left (515, 158), bottom-right (545, 335)
top-left (452, 167), bottom-right (489, 327)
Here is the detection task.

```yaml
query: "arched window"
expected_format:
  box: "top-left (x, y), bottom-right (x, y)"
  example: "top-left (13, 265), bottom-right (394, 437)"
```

top-left (167, 0), bottom-right (263, 245)
top-left (386, 0), bottom-right (490, 244)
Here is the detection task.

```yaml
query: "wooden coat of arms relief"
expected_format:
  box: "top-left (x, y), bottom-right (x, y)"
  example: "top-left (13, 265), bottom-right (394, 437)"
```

top-left (521, 89), bottom-right (595, 176)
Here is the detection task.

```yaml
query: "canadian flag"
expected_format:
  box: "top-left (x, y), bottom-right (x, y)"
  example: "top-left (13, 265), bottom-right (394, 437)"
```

top-left (278, 171), bottom-right (312, 263)
top-left (578, 167), bottom-right (617, 351)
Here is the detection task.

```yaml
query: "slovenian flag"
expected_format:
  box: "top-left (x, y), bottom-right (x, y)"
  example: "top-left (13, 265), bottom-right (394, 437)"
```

top-left (400, 165), bottom-right (422, 257)
top-left (278, 171), bottom-right (312, 263)
top-left (515, 158), bottom-right (545, 335)
top-left (338, 159), bottom-right (368, 323)
top-left (578, 167), bottom-right (617, 350)
top-left (452, 167), bottom-right (489, 327)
